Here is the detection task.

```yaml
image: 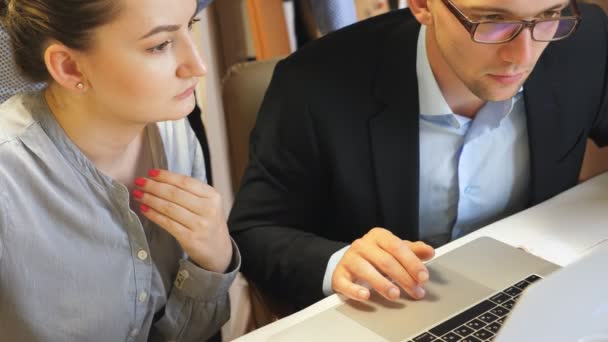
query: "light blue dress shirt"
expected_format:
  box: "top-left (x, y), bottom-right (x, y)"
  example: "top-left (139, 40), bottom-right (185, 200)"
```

top-left (322, 25), bottom-right (530, 295)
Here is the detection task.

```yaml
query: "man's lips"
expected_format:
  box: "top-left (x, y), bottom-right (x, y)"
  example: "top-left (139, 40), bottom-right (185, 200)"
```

top-left (487, 72), bottom-right (525, 85)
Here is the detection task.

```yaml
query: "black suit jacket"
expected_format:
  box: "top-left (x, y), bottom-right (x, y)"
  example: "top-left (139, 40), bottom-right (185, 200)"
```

top-left (229, 6), bottom-right (608, 310)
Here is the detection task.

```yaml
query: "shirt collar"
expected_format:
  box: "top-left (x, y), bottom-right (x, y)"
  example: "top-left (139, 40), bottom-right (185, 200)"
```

top-left (416, 25), bottom-right (453, 117)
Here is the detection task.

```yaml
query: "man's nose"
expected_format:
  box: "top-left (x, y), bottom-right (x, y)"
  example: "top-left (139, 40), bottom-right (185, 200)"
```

top-left (499, 27), bottom-right (535, 67)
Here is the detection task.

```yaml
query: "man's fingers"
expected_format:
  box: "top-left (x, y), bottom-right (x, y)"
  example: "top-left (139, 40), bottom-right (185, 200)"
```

top-left (345, 254), bottom-right (403, 301)
top-left (377, 237), bottom-right (430, 285)
top-left (408, 241), bottom-right (436, 261)
top-left (332, 269), bottom-right (370, 301)
top-left (358, 245), bottom-right (425, 299)
top-left (335, 229), bottom-right (434, 302)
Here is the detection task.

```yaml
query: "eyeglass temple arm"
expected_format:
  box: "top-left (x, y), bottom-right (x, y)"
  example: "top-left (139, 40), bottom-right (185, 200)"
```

top-left (440, 0), bottom-right (477, 32)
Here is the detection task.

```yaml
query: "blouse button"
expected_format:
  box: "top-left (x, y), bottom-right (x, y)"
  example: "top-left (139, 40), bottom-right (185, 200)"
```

top-left (137, 250), bottom-right (148, 261)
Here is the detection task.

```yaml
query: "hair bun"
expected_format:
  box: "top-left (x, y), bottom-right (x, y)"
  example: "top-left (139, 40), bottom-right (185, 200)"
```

top-left (0, 1), bottom-right (7, 16)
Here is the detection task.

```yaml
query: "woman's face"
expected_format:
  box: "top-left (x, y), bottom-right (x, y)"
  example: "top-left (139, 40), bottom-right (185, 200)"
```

top-left (76, 0), bottom-right (206, 124)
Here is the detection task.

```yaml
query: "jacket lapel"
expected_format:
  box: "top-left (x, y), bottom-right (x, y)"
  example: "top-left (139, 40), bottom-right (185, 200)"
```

top-left (369, 15), bottom-right (422, 240)
top-left (524, 49), bottom-right (566, 205)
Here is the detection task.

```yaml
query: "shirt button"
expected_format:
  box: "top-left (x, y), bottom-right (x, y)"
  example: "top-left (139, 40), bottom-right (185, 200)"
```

top-left (137, 250), bottom-right (148, 261)
top-left (174, 270), bottom-right (190, 289)
top-left (464, 186), bottom-right (479, 195)
top-left (138, 292), bottom-right (148, 302)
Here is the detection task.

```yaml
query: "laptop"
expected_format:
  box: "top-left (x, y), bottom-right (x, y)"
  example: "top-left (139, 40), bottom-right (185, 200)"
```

top-left (268, 236), bottom-right (608, 342)
top-left (495, 240), bottom-right (608, 342)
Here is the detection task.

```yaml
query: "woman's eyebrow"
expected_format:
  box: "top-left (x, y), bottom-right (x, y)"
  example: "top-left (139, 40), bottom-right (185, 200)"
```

top-left (139, 6), bottom-right (198, 40)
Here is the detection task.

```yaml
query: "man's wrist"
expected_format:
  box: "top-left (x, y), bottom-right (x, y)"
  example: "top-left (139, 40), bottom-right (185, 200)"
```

top-left (322, 245), bottom-right (351, 296)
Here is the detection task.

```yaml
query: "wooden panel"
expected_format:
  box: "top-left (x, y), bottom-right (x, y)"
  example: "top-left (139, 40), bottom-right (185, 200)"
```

top-left (214, 1), bottom-right (257, 74)
top-left (245, 0), bottom-right (291, 60)
top-left (579, 140), bottom-right (608, 182)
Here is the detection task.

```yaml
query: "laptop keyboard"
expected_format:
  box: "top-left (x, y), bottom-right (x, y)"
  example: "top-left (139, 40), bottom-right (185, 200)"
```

top-left (408, 274), bottom-right (542, 342)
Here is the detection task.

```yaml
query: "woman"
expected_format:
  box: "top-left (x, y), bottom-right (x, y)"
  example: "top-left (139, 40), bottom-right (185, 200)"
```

top-left (0, 0), bottom-right (239, 341)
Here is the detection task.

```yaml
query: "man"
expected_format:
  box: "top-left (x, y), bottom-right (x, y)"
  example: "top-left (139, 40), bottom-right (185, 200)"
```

top-left (229, 0), bottom-right (608, 311)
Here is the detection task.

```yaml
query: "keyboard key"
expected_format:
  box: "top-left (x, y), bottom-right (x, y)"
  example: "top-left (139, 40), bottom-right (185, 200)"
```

top-left (453, 325), bottom-right (474, 337)
top-left (490, 306), bottom-right (509, 317)
top-left (489, 293), bottom-right (511, 305)
top-left (502, 299), bottom-right (516, 310)
top-left (485, 322), bottom-right (502, 334)
top-left (526, 274), bottom-right (542, 283)
top-left (441, 332), bottom-right (462, 341)
top-left (460, 337), bottom-right (482, 342)
top-left (429, 300), bottom-right (495, 337)
top-left (473, 328), bottom-right (494, 340)
top-left (414, 332), bottom-right (438, 341)
top-left (478, 312), bottom-right (499, 324)
top-left (512, 295), bottom-right (521, 302)
top-left (503, 286), bottom-right (522, 297)
top-left (465, 319), bottom-right (486, 330)
top-left (513, 280), bottom-right (531, 290)
top-left (496, 317), bottom-right (506, 325)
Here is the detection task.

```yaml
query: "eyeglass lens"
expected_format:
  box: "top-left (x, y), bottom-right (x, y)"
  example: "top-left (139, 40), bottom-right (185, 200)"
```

top-left (472, 6), bottom-right (577, 43)
top-left (474, 19), bottom-right (577, 43)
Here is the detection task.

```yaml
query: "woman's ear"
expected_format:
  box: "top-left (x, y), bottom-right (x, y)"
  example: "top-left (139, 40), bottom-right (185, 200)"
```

top-left (408, 0), bottom-right (434, 26)
top-left (44, 43), bottom-right (88, 92)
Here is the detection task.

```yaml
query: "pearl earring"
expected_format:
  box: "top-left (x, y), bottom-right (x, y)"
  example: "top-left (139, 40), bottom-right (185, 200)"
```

top-left (76, 82), bottom-right (84, 90)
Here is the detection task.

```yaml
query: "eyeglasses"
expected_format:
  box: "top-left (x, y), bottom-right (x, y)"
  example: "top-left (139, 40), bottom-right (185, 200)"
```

top-left (440, 0), bottom-right (582, 44)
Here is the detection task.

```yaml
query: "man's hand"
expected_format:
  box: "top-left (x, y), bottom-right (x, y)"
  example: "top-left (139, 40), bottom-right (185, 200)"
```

top-left (132, 169), bottom-right (233, 273)
top-left (332, 228), bottom-right (435, 302)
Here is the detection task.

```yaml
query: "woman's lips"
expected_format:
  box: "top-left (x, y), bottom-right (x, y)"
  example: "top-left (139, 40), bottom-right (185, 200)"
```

top-left (175, 84), bottom-right (197, 100)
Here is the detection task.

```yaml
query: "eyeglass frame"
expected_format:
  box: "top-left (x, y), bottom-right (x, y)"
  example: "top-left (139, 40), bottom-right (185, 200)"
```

top-left (439, 0), bottom-right (583, 44)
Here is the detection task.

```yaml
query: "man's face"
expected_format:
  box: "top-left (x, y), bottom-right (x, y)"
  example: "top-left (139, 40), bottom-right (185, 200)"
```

top-left (429, 0), bottom-right (571, 102)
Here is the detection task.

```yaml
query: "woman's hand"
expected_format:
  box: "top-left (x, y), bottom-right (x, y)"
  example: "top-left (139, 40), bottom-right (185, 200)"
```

top-left (132, 169), bottom-right (232, 273)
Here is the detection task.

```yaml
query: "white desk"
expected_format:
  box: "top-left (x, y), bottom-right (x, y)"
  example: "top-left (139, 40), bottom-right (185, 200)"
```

top-left (235, 172), bottom-right (608, 341)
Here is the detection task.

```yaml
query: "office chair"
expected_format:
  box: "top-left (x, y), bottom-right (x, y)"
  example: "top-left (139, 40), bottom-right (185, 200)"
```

top-left (222, 57), bottom-right (283, 191)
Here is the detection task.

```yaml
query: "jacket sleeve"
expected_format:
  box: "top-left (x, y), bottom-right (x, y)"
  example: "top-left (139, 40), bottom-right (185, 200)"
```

top-left (228, 59), bottom-right (348, 311)
top-left (587, 5), bottom-right (608, 145)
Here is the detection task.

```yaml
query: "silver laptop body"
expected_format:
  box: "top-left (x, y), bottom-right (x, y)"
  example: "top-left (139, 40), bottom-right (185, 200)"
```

top-left (495, 241), bottom-right (608, 342)
top-left (269, 237), bottom-right (560, 342)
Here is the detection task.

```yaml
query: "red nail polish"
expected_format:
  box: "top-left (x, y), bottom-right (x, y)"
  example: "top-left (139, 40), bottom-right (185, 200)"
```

top-left (135, 177), bottom-right (147, 187)
top-left (140, 203), bottom-right (150, 213)
top-left (132, 189), bottom-right (144, 199)
top-left (148, 169), bottom-right (160, 177)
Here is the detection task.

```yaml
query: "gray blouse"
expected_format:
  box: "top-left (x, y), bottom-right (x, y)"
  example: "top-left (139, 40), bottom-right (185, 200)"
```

top-left (0, 91), bottom-right (240, 342)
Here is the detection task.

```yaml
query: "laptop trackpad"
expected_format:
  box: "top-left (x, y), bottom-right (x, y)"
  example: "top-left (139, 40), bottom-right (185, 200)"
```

top-left (335, 264), bottom-right (495, 342)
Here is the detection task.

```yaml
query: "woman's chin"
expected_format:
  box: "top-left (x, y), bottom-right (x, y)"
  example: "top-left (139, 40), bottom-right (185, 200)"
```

top-left (167, 100), bottom-right (197, 121)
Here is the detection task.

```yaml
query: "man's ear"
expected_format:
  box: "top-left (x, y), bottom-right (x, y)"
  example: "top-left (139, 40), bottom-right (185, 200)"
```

top-left (44, 42), bottom-right (88, 92)
top-left (408, 0), bottom-right (434, 26)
